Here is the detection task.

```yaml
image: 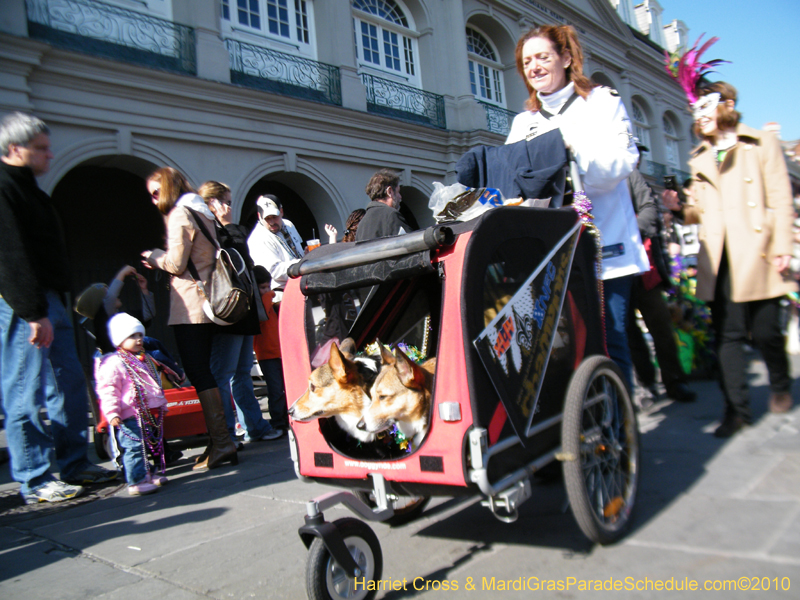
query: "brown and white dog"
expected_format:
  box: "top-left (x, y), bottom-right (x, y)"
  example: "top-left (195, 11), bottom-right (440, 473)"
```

top-left (287, 338), bottom-right (379, 442)
top-left (358, 344), bottom-right (436, 450)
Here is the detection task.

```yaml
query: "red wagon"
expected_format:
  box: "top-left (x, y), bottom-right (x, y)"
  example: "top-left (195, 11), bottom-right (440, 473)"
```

top-left (281, 207), bottom-right (640, 600)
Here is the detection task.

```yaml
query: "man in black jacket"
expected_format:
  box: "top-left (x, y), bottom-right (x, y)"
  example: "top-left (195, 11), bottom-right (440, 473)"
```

top-left (626, 151), bottom-right (695, 404)
top-left (0, 112), bottom-right (116, 504)
top-left (355, 169), bottom-right (413, 241)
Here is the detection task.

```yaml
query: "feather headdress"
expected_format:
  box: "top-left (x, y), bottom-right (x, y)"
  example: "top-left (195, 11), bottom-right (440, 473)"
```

top-left (664, 34), bottom-right (728, 104)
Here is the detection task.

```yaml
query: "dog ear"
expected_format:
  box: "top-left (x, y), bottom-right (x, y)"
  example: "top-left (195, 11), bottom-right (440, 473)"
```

top-left (339, 337), bottom-right (357, 358)
top-left (378, 341), bottom-right (395, 366)
top-left (329, 342), bottom-right (356, 383)
top-left (394, 347), bottom-right (426, 389)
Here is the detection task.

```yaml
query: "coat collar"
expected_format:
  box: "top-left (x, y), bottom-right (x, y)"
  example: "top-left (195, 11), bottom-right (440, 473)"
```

top-left (689, 123), bottom-right (763, 186)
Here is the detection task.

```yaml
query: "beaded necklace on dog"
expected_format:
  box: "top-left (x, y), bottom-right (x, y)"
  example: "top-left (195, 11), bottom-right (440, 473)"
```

top-left (116, 348), bottom-right (166, 474)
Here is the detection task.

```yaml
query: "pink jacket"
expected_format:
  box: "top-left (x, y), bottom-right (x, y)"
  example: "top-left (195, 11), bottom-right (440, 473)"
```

top-left (95, 353), bottom-right (168, 423)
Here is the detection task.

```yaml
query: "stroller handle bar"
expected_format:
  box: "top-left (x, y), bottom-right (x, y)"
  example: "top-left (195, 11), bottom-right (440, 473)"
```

top-left (288, 225), bottom-right (455, 278)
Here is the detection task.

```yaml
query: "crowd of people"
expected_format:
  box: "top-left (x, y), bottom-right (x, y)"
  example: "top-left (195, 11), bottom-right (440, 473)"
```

top-left (1, 22), bottom-right (796, 503)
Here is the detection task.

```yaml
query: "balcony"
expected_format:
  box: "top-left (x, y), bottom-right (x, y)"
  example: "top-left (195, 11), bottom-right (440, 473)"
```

top-left (226, 39), bottom-right (341, 106)
top-left (25, 0), bottom-right (196, 75)
top-left (479, 101), bottom-right (516, 136)
top-left (361, 73), bottom-right (446, 130)
top-left (640, 159), bottom-right (667, 181)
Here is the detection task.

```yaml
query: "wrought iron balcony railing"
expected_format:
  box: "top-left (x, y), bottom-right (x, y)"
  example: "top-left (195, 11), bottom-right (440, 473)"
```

top-left (640, 159), bottom-right (667, 181)
top-left (225, 39), bottom-right (341, 106)
top-left (361, 73), bottom-right (446, 130)
top-left (25, 0), bottom-right (196, 75)
top-left (478, 101), bottom-right (516, 136)
top-left (667, 167), bottom-right (691, 182)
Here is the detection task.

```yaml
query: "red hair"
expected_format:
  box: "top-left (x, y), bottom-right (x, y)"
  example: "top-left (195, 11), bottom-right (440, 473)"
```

top-left (515, 25), bottom-right (595, 112)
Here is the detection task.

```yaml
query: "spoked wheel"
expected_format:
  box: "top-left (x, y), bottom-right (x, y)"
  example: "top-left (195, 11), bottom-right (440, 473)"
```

top-left (353, 490), bottom-right (430, 526)
top-left (562, 356), bottom-right (639, 545)
top-left (306, 518), bottom-right (383, 600)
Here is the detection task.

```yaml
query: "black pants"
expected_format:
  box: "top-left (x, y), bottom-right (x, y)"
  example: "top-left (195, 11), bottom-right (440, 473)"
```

top-left (628, 279), bottom-right (687, 390)
top-left (710, 254), bottom-right (790, 423)
top-left (172, 323), bottom-right (218, 392)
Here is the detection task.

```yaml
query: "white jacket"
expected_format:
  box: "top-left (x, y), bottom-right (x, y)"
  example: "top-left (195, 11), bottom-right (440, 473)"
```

top-left (506, 84), bottom-right (648, 280)
top-left (247, 218), bottom-right (304, 299)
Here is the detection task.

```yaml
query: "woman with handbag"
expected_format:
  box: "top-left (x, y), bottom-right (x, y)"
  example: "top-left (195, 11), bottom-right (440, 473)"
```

top-left (141, 167), bottom-right (238, 469)
top-left (198, 180), bottom-right (284, 440)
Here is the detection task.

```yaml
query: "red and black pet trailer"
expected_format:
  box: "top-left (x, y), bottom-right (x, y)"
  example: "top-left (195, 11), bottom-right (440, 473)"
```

top-left (280, 206), bottom-right (640, 600)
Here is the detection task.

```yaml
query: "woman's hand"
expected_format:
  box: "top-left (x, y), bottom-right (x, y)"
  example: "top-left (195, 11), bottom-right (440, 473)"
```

top-left (325, 223), bottom-right (338, 244)
top-left (662, 190), bottom-right (681, 211)
top-left (773, 254), bottom-right (792, 274)
top-left (110, 417), bottom-right (122, 428)
top-left (210, 199), bottom-right (233, 226)
top-left (141, 250), bottom-right (154, 270)
top-left (133, 272), bottom-right (149, 293)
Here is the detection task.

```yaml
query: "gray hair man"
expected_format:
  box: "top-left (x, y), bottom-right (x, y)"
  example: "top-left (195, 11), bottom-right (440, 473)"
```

top-left (0, 112), bottom-right (117, 504)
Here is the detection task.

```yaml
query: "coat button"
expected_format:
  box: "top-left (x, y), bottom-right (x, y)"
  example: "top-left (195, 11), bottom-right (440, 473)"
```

top-left (755, 226), bottom-right (762, 232)
top-left (744, 177), bottom-right (753, 183)
top-left (745, 144), bottom-right (752, 150)
top-left (748, 202), bottom-right (756, 207)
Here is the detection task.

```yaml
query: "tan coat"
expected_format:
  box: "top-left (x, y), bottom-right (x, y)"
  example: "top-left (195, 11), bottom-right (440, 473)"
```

top-left (147, 203), bottom-right (218, 325)
top-left (687, 123), bottom-right (797, 303)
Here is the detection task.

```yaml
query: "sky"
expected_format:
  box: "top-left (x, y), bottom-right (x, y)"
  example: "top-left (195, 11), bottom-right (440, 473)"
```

top-left (658, 0), bottom-right (800, 141)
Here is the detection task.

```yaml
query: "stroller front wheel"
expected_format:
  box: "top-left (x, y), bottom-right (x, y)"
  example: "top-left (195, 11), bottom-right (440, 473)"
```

top-left (306, 517), bottom-right (383, 600)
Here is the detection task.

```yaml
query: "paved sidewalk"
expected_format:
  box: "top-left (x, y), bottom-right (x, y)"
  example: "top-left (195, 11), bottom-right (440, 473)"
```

top-left (1, 355), bottom-right (799, 599)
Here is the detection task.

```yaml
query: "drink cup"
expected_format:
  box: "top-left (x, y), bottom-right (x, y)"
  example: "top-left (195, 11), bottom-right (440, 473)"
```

top-left (307, 239), bottom-right (320, 252)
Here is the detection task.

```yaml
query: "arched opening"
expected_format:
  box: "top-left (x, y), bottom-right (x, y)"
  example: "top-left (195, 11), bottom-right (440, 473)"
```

top-left (50, 158), bottom-right (171, 368)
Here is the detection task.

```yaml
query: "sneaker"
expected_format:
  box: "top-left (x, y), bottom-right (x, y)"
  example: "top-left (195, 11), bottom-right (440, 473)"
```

top-left (248, 428), bottom-right (283, 442)
top-left (128, 481), bottom-right (159, 496)
top-left (63, 462), bottom-right (119, 485)
top-left (23, 479), bottom-right (84, 505)
top-left (714, 414), bottom-right (748, 438)
top-left (235, 423), bottom-right (246, 438)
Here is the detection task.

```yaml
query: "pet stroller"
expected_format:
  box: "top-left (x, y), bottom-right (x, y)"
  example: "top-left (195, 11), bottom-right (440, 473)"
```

top-left (280, 203), bottom-right (640, 600)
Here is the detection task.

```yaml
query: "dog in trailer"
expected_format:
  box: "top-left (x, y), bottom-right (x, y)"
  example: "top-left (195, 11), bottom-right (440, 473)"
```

top-left (358, 344), bottom-right (436, 450)
top-left (287, 338), bottom-right (378, 442)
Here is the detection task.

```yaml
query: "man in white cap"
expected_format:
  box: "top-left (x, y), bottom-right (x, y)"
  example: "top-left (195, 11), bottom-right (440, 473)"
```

top-left (247, 194), bottom-right (304, 303)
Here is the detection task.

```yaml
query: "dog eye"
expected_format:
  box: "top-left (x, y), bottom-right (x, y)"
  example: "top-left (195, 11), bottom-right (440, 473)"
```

top-left (309, 383), bottom-right (316, 393)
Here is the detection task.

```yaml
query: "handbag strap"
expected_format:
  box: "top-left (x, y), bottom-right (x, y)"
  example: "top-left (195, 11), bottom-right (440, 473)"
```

top-left (186, 208), bottom-right (221, 250)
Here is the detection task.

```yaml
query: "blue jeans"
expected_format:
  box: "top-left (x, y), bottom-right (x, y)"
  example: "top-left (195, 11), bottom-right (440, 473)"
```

top-left (259, 358), bottom-right (288, 429)
top-left (0, 292), bottom-right (89, 494)
top-left (210, 334), bottom-right (273, 442)
top-left (603, 275), bottom-right (634, 393)
top-left (115, 417), bottom-right (147, 485)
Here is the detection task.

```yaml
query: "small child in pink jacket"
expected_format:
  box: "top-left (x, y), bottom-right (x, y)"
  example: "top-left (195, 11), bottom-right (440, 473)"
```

top-left (95, 313), bottom-right (168, 496)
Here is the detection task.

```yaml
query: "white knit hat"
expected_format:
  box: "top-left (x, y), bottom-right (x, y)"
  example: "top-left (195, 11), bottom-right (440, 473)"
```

top-left (107, 313), bottom-right (145, 348)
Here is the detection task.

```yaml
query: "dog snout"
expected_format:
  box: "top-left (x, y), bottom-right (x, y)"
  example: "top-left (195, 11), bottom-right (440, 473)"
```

top-left (356, 417), bottom-right (366, 430)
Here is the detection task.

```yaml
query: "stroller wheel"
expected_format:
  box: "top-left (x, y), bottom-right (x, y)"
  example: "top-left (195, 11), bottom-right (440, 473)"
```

top-left (306, 517), bottom-right (382, 600)
top-left (562, 356), bottom-right (639, 545)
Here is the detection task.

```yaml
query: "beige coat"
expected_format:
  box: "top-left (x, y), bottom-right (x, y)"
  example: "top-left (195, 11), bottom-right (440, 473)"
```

top-left (147, 203), bottom-right (218, 325)
top-left (687, 123), bottom-right (797, 303)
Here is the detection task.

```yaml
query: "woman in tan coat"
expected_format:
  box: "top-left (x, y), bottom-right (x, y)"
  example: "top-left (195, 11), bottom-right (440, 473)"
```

top-left (682, 81), bottom-right (796, 436)
top-left (141, 167), bottom-right (238, 468)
